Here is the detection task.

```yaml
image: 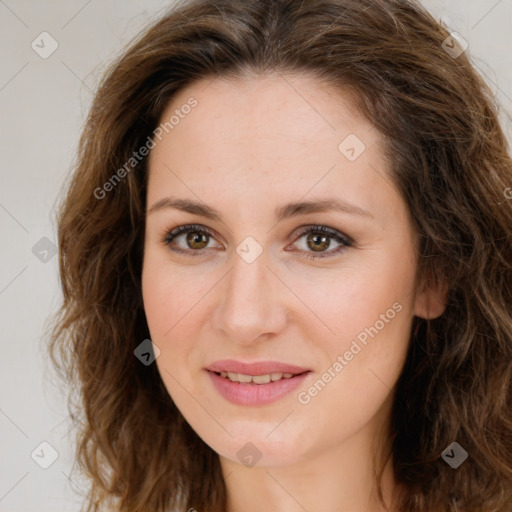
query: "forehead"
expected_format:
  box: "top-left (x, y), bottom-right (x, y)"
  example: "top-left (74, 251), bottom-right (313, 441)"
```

top-left (155, 72), bottom-right (375, 151)
top-left (146, 73), bottom-right (398, 226)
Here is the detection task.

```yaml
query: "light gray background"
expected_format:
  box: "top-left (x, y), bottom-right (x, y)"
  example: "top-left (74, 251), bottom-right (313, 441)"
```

top-left (1, 1), bottom-right (511, 510)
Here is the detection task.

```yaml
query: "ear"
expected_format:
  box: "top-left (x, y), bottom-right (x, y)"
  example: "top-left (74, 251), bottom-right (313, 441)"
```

top-left (414, 273), bottom-right (449, 320)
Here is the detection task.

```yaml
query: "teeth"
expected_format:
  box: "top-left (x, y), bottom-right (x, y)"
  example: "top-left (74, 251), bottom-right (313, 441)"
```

top-left (234, 372), bottom-right (253, 383)
top-left (218, 371), bottom-right (297, 384)
top-left (252, 374), bottom-right (271, 384)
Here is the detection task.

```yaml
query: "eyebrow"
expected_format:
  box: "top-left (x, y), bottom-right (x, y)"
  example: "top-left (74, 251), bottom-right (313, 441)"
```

top-left (147, 196), bottom-right (374, 221)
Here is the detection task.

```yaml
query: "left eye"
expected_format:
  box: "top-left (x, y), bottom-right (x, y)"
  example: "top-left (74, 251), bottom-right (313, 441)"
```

top-left (162, 224), bottom-right (352, 259)
top-left (289, 225), bottom-right (352, 259)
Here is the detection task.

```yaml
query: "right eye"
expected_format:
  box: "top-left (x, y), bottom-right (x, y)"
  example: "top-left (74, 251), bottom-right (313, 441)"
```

top-left (162, 224), bottom-right (221, 255)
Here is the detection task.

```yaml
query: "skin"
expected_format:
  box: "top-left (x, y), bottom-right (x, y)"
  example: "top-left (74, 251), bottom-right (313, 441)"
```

top-left (142, 71), bottom-right (447, 512)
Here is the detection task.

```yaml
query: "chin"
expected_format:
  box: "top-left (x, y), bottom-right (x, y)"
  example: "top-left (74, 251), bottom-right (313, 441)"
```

top-left (198, 423), bottom-right (309, 468)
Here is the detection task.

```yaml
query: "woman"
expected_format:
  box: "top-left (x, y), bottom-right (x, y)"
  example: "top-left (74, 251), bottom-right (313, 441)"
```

top-left (49, 0), bottom-right (512, 510)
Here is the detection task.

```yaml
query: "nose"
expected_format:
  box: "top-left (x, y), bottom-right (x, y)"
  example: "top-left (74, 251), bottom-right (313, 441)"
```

top-left (211, 249), bottom-right (288, 345)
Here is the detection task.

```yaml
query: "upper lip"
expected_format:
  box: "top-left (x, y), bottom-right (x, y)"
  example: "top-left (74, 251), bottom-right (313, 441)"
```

top-left (206, 359), bottom-right (310, 376)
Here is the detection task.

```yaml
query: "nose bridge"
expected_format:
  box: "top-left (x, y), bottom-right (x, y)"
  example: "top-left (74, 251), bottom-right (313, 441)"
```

top-left (212, 247), bottom-right (286, 343)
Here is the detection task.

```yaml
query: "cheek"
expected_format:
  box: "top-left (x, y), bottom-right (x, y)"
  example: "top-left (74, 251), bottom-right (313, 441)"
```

top-left (298, 251), bottom-right (416, 396)
top-left (294, 300), bottom-right (412, 448)
top-left (142, 252), bottom-right (199, 339)
top-left (141, 256), bottom-right (193, 380)
top-left (294, 256), bottom-right (415, 347)
top-left (142, 262), bottom-right (172, 338)
top-left (142, 262), bottom-right (195, 401)
top-left (141, 253), bottom-right (216, 380)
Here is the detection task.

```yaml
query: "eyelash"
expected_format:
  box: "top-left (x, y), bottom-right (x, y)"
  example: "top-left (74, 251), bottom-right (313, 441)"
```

top-left (162, 223), bottom-right (353, 260)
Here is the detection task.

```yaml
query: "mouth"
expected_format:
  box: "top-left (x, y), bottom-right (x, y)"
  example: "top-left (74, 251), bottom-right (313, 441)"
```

top-left (205, 360), bottom-right (311, 406)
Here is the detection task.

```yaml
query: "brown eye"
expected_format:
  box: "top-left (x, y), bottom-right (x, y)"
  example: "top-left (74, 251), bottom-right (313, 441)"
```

top-left (163, 224), bottom-right (219, 255)
top-left (306, 233), bottom-right (331, 252)
top-left (291, 225), bottom-right (352, 260)
top-left (185, 231), bottom-right (209, 250)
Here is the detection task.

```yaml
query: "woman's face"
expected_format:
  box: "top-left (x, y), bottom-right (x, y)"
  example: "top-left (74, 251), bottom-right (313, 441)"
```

top-left (142, 73), bottom-right (445, 468)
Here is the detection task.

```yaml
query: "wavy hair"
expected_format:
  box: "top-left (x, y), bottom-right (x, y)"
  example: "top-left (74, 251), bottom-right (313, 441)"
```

top-left (48, 0), bottom-right (512, 510)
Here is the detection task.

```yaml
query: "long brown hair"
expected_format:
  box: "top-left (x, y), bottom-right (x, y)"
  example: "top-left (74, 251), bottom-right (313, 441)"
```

top-left (48, 0), bottom-right (512, 510)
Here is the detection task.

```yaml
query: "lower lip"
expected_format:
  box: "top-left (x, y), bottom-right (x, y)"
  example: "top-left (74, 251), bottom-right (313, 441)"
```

top-left (207, 370), bottom-right (310, 406)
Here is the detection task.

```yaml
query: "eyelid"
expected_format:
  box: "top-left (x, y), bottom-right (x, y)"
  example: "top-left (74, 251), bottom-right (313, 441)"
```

top-left (291, 225), bottom-right (353, 245)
